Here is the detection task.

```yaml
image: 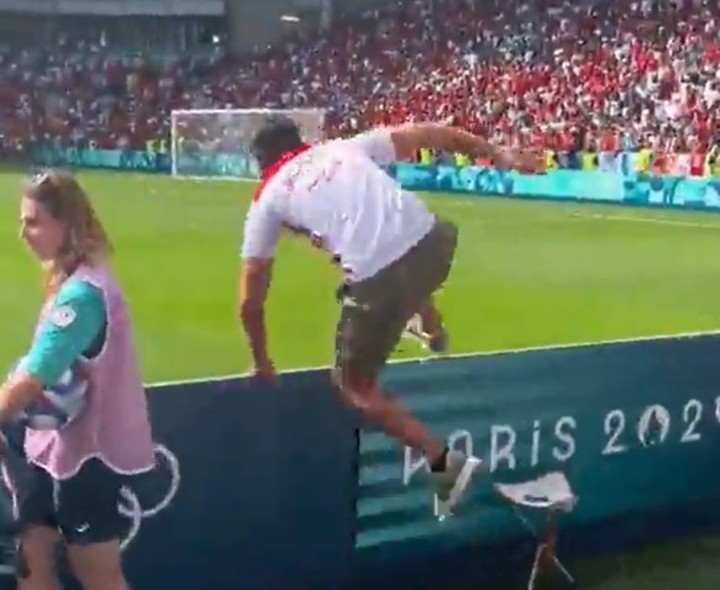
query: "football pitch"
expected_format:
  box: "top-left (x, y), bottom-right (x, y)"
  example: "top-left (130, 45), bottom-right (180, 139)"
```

top-left (2, 169), bottom-right (720, 588)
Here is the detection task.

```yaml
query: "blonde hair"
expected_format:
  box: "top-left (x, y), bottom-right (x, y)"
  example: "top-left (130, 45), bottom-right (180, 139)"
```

top-left (23, 170), bottom-right (113, 298)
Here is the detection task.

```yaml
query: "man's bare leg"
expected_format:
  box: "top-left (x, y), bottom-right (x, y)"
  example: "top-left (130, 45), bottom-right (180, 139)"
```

top-left (338, 366), bottom-right (445, 463)
top-left (337, 366), bottom-right (481, 514)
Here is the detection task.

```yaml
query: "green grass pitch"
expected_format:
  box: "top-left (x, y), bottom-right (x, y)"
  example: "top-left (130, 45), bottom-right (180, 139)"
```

top-left (3, 169), bottom-right (720, 381)
top-left (2, 168), bottom-right (720, 588)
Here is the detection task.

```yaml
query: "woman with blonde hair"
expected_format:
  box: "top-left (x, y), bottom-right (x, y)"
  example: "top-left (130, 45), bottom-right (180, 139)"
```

top-left (0, 170), bottom-right (155, 590)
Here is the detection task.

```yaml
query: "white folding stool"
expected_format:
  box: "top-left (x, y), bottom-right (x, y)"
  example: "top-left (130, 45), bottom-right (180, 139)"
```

top-left (494, 472), bottom-right (578, 590)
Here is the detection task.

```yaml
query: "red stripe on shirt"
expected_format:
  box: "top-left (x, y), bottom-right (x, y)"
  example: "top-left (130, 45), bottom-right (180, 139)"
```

top-left (252, 145), bottom-right (311, 202)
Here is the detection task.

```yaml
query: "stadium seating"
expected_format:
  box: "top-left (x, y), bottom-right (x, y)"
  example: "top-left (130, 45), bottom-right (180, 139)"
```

top-left (0, 0), bottom-right (717, 155)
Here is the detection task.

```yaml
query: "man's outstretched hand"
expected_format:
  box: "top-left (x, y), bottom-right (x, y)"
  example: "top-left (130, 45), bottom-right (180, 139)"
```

top-left (252, 360), bottom-right (278, 385)
top-left (496, 149), bottom-right (546, 174)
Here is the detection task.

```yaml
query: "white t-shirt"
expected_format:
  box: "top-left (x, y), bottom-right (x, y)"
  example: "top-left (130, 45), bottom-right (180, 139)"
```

top-left (241, 130), bottom-right (436, 282)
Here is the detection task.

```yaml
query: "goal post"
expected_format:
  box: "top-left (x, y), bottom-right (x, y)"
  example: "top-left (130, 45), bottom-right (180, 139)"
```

top-left (169, 108), bottom-right (326, 181)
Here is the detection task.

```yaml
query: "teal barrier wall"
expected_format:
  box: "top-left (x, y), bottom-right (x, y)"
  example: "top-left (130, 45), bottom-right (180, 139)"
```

top-left (356, 334), bottom-right (720, 586)
top-left (29, 144), bottom-right (256, 178)
top-left (2, 335), bottom-right (719, 589)
top-left (29, 145), bottom-right (248, 177)
top-left (30, 145), bottom-right (720, 213)
top-left (391, 162), bottom-right (720, 210)
top-left (30, 145), bottom-right (171, 174)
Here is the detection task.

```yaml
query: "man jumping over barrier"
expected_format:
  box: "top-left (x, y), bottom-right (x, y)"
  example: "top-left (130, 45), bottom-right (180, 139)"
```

top-left (238, 117), bottom-right (542, 514)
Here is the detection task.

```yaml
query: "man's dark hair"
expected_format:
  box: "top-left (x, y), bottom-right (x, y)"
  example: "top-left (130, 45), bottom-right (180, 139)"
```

top-left (250, 115), bottom-right (304, 172)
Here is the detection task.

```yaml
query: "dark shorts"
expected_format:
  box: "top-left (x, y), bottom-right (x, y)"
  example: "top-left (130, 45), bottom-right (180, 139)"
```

top-left (334, 217), bottom-right (458, 383)
top-left (17, 459), bottom-right (125, 546)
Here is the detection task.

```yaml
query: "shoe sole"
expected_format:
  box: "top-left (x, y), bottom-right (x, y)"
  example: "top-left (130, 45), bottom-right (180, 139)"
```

top-left (402, 325), bottom-right (429, 346)
top-left (402, 326), bottom-right (449, 354)
top-left (437, 456), bottom-right (482, 517)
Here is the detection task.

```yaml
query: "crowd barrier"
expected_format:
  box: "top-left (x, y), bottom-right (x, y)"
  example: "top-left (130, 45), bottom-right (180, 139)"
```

top-left (29, 145), bottom-right (232, 176)
top-left (2, 334), bottom-right (719, 589)
top-left (30, 145), bottom-right (720, 213)
top-left (391, 162), bottom-right (720, 210)
top-left (29, 145), bottom-right (173, 174)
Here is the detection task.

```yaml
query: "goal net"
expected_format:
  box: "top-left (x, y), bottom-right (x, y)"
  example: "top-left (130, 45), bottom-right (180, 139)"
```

top-left (169, 108), bottom-right (326, 181)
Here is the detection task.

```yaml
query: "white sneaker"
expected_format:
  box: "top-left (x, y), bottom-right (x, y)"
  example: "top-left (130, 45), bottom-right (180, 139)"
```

top-left (428, 450), bottom-right (482, 517)
top-left (403, 314), bottom-right (449, 354)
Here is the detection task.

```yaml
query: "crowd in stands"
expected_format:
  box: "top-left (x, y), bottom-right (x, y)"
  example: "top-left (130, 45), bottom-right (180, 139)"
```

top-left (0, 0), bottom-right (718, 162)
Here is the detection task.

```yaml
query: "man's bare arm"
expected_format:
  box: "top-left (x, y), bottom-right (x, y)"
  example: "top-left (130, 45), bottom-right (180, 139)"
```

top-left (384, 121), bottom-right (546, 173)
top-left (387, 122), bottom-right (504, 162)
top-left (239, 258), bottom-right (274, 370)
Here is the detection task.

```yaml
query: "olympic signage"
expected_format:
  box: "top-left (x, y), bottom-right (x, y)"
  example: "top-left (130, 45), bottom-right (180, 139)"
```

top-left (118, 444), bottom-right (181, 551)
top-left (391, 161), bottom-right (720, 211)
top-left (1, 337), bottom-right (715, 590)
top-left (0, 441), bottom-right (181, 575)
top-left (402, 396), bottom-right (717, 484)
top-left (358, 333), bottom-right (720, 554)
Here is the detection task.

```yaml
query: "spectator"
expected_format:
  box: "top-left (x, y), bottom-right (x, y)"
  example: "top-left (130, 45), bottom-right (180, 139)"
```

top-left (0, 0), bottom-right (717, 156)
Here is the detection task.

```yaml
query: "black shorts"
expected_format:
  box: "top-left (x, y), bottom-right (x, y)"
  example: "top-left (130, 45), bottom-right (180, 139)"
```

top-left (334, 217), bottom-right (458, 383)
top-left (17, 459), bottom-right (125, 545)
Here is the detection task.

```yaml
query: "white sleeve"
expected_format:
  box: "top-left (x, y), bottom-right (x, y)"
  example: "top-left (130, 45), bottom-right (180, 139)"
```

top-left (240, 202), bottom-right (282, 259)
top-left (341, 129), bottom-right (397, 166)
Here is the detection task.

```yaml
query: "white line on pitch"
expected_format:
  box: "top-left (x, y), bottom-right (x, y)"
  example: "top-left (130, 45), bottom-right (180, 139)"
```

top-left (148, 328), bottom-right (720, 388)
top-left (569, 211), bottom-right (720, 230)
